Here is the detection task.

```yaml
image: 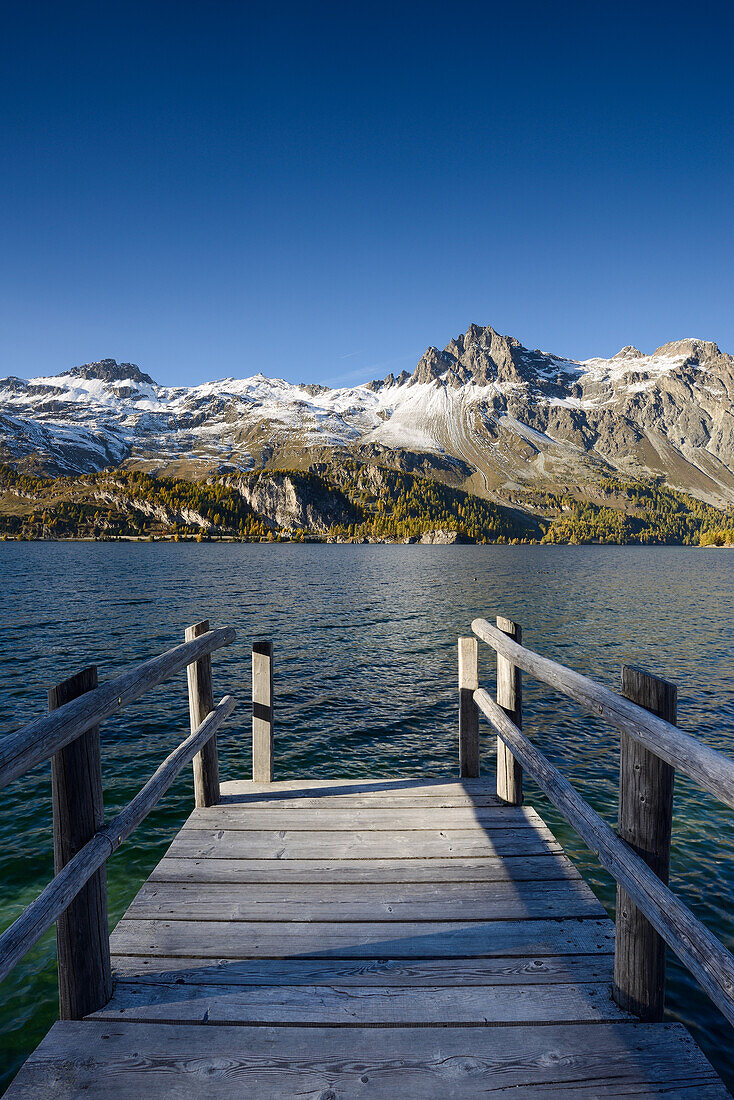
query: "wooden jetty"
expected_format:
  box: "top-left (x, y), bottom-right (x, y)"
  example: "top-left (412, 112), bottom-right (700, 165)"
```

top-left (2, 616), bottom-right (733, 1096)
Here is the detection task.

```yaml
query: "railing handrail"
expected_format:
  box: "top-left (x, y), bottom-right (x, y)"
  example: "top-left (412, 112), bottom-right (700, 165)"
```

top-left (473, 686), bottom-right (734, 1030)
top-left (0, 693), bottom-right (235, 985)
top-left (0, 626), bottom-right (236, 790)
top-left (472, 616), bottom-right (734, 810)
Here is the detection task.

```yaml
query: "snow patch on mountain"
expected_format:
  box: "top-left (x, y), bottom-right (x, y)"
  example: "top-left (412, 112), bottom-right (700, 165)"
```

top-left (2, 325), bottom-right (734, 506)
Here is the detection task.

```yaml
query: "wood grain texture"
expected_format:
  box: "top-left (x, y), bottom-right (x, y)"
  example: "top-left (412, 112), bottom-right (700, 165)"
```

top-left (185, 620), bottom-right (219, 808)
top-left (474, 686), bottom-right (734, 1030)
top-left (614, 665), bottom-right (676, 1021)
top-left (165, 825), bottom-right (565, 860)
top-left (111, 952), bottom-right (615, 986)
top-left (220, 777), bottom-right (498, 796)
top-left (94, 979), bottom-right (628, 1025)
top-left (109, 916), bottom-right (615, 959)
top-left (252, 640), bottom-right (273, 783)
top-left (219, 792), bottom-right (505, 808)
top-left (7, 1021), bottom-right (726, 1098)
top-left (148, 853), bottom-right (585, 884)
top-left (49, 667), bottom-right (112, 1020)
top-left (458, 636), bottom-right (479, 778)
top-left (0, 697), bottom-right (235, 986)
top-left (179, 804), bottom-right (547, 830)
top-left (496, 616), bottom-right (523, 805)
top-left (472, 615), bottom-right (734, 810)
top-left (121, 877), bottom-right (606, 922)
top-left (0, 626), bottom-right (236, 789)
top-left (6, 769), bottom-right (726, 1097)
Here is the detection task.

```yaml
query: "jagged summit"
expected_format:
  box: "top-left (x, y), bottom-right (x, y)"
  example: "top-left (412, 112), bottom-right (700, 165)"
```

top-left (73, 359), bottom-right (157, 385)
top-left (64, 359), bottom-right (157, 386)
top-left (1, 323), bottom-right (733, 507)
top-left (612, 346), bottom-right (644, 359)
top-left (404, 323), bottom-right (580, 391)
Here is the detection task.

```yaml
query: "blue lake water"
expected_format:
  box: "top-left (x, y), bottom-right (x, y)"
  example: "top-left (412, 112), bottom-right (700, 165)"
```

top-left (0, 543), bottom-right (732, 1092)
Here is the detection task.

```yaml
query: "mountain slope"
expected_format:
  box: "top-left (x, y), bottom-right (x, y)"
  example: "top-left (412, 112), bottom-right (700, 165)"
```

top-left (2, 325), bottom-right (734, 508)
top-left (0, 462), bottom-right (540, 543)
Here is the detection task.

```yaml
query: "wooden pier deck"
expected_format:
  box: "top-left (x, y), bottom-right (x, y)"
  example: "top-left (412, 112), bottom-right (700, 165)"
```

top-left (7, 776), bottom-right (726, 1097)
top-left (3, 619), bottom-right (733, 1096)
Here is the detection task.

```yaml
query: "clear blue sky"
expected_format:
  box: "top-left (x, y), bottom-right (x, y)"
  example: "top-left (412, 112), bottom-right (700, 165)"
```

top-left (2, 1), bottom-right (733, 387)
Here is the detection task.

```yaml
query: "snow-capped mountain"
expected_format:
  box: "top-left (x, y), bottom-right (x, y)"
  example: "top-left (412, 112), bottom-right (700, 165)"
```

top-left (2, 324), bottom-right (734, 505)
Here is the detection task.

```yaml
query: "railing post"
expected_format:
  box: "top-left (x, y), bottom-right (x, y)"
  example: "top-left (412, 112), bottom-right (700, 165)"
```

top-left (186, 620), bottom-right (220, 807)
top-left (496, 616), bottom-right (523, 805)
top-left (458, 637), bottom-right (479, 778)
top-left (252, 640), bottom-right (273, 782)
top-left (49, 667), bottom-right (112, 1019)
top-left (613, 664), bottom-right (676, 1020)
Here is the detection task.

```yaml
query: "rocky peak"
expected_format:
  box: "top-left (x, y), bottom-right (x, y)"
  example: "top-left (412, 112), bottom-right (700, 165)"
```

top-left (612, 346), bottom-right (644, 359)
top-left (652, 339), bottom-right (722, 363)
top-left (410, 347), bottom-right (454, 385)
top-left (300, 383), bottom-right (331, 397)
top-left (68, 359), bottom-right (156, 386)
top-left (443, 323), bottom-right (533, 386)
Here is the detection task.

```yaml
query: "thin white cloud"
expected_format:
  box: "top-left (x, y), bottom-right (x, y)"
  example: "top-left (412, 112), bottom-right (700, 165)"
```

top-left (321, 353), bottom-right (416, 388)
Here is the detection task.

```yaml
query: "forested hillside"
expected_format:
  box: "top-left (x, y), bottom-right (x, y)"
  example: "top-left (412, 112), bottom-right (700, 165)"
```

top-left (0, 463), bottom-right (537, 542)
top-left (539, 478), bottom-right (732, 545)
top-left (0, 462), bottom-right (731, 545)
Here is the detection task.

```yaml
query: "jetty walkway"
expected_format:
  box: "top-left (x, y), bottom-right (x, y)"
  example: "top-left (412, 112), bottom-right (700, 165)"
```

top-left (1, 618), bottom-right (732, 1095)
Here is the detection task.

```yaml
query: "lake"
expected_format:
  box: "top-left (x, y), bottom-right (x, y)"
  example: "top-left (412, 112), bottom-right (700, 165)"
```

top-left (0, 543), bottom-right (732, 1092)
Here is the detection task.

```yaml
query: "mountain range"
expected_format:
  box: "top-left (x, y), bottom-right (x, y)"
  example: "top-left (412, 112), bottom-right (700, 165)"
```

top-left (2, 323), bottom-right (734, 510)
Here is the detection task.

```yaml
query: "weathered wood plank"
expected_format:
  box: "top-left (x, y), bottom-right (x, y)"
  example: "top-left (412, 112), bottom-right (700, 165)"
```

top-left (94, 979), bottom-right (628, 1025)
top-left (180, 805), bottom-right (547, 830)
top-left (49, 667), bottom-right (112, 1020)
top-left (458, 636), bottom-right (480, 777)
top-left (0, 697), bottom-right (235, 987)
top-left (252, 640), bottom-right (273, 783)
top-left (496, 615), bottom-right (523, 805)
top-left (186, 620), bottom-right (219, 808)
top-left (165, 826), bottom-right (564, 861)
top-left (109, 916), bottom-right (615, 958)
top-left (7, 1021), bottom-right (726, 1098)
top-left (111, 952), bottom-right (615, 986)
top-left (0, 627), bottom-right (236, 790)
top-left (472, 615), bottom-right (734, 810)
top-left (474, 686), bottom-right (734, 1030)
top-left (220, 777), bottom-right (499, 797)
top-left (221, 792), bottom-right (505, 808)
top-left (148, 853), bottom-right (585, 885)
top-left (122, 878), bottom-right (606, 922)
top-left (614, 664), bottom-right (676, 1021)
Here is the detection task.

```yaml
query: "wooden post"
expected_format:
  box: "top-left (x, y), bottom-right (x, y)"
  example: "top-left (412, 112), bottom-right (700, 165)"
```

top-left (186, 620), bottom-right (220, 807)
top-left (496, 616), bottom-right (523, 805)
top-left (458, 637), bottom-right (479, 778)
top-left (49, 666), bottom-right (112, 1019)
top-left (252, 640), bottom-right (273, 783)
top-left (613, 664), bottom-right (676, 1021)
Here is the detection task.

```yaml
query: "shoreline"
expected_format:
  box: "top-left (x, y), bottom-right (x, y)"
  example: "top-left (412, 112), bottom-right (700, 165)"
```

top-left (0, 535), bottom-right (729, 548)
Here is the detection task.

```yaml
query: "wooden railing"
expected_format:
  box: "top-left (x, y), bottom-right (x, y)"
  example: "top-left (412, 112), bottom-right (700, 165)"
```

top-left (0, 620), bottom-right (238, 1020)
top-left (459, 615), bottom-right (734, 1030)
